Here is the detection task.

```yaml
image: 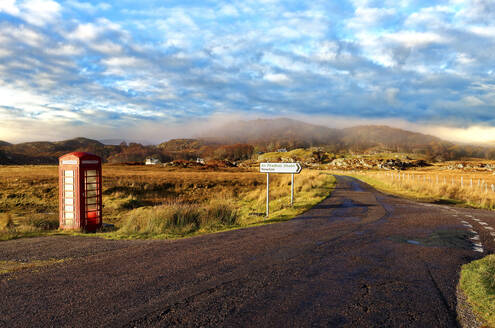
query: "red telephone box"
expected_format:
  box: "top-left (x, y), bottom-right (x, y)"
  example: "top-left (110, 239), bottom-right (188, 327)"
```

top-left (59, 152), bottom-right (102, 232)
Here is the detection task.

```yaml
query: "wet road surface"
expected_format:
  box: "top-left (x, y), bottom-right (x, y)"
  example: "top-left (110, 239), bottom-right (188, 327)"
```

top-left (1, 175), bottom-right (494, 327)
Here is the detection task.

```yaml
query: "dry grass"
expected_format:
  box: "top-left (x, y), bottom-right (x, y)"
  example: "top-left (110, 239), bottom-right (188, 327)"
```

top-left (341, 169), bottom-right (495, 210)
top-left (0, 259), bottom-right (67, 275)
top-left (0, 165), bottom-right (335, 240)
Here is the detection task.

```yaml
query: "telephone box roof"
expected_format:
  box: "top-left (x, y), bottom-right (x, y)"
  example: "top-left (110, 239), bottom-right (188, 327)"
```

top-left (59, 152), bottom-right (101, 161)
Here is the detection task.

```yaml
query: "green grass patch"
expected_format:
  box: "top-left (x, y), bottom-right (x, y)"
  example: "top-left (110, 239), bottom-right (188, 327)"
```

top-left (459, 254), bottom-right (495, 327)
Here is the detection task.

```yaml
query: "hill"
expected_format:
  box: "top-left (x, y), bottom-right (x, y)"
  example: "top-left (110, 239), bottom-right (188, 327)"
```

top-left (200, 118), bottom-right (342, 149)
top-left (158, 139), bottom-right (205, 151)
top-left (0, 138), bottom-right (114, 164)
top-left (2, 118), bottom-right (495, 164)
top-left (198, 118), bottom-right (494, 160)
top-left (340, 125), bottom-right (447, 153)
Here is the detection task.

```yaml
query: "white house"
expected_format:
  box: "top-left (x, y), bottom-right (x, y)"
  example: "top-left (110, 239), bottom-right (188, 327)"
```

top-left (145, 157), bottom-right (161, 165)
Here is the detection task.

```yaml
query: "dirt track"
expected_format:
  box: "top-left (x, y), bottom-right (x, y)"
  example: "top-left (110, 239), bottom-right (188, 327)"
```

top-left (1, 175), bottom-right (494, 327)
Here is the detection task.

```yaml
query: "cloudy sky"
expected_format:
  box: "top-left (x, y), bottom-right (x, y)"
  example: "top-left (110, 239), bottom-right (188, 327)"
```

top-left (1, 0), bottom-right (495, 144)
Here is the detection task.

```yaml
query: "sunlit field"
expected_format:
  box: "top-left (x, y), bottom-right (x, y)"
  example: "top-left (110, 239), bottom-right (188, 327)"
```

top-left (0, 165), bottom-right (335, 240)
top-left (337, 166), bottom-right (495, 209)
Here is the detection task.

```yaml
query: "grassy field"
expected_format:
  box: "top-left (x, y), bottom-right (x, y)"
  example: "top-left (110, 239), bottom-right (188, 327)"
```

top-left (0, 165), bottom-right (335, 240)
top-left (339, 168), bottom-right (495, 210)
top-left (459, 254), bottom-right (495, 327)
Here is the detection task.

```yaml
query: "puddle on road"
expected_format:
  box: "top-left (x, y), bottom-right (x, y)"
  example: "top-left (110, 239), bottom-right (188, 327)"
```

top-left (390, 230), bottom-right (474, 250)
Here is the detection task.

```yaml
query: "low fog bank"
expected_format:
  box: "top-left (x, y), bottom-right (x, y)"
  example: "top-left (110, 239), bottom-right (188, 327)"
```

top-left (1, 112), bottom-right (494, 146)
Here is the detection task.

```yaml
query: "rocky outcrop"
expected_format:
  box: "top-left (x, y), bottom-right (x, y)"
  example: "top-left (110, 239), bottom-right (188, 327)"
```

top-left (328, 158), bottom-right (431, 170)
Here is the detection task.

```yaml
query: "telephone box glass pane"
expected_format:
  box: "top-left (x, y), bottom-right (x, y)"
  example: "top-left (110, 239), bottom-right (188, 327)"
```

top-left (64, 177), bottom-right (73, 184)
top-left (87, 204), bottom-right (97, 211)
top-left (86, 190), bottom-right (97, 197)
top-left (64, 184), bottom-right (73, 191)
top-left (86, 183), bottom-right (97, 191)
top-left (86, 197), bottom-right (97, 203)
top-left (65, 170), bottom-right (74, 176)
top-left (65, 212), bottom-right (74, 219)
top-left (65, 191), bottom-right (73, 198)
top-left (86, 170), bottom-right (97, 176)
top-left (65, 198), bottom-right (73, 205)
top-left (65, 205), bottom-right (74, 212)
top-left (86, 176), bottom-right (97, 183)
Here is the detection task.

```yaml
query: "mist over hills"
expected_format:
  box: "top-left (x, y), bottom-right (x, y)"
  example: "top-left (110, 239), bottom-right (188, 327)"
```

top-left (1, 118), bottom-right (494, 164)
top-left (200, 118), bottom-right (341, 148)
top-left (200, 118), bottom-right (448, 153)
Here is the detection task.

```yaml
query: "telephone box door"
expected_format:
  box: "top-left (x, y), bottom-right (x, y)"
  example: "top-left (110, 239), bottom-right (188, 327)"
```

top-left (83, 168), bottom-right (101, 230)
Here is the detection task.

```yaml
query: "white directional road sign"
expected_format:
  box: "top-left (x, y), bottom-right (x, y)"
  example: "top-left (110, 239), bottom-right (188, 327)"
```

top-left (260, 162), bottom-right (302, 174)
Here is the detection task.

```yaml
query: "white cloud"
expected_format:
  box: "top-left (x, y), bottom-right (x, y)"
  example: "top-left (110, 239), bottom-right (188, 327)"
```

top-left (0, 0), bottom-right (19, 15)
top-left (68, 23), bottom-right (102, 40)
top-left (19, 0), bottom-right (61, 26)
top-left (462, 95), bottom-right (484, 106)
top-left (44, 44), bottom-right (82, 56)
top-left (102, 56), bottom-right (140, 67)
top-left (347, 6), bottom-right (396, 30)
top-left (385, 31), bottom-right (446, 48)
top-left (90, 41), bottom-right (122, 55)
top-left (0, 84), bottom-right (51, 114)
top-left (467, 25), bottom-right (495, 38)
top-left (219, 4), bottom-right (239, 16)
top-left (1, 25), bottom-right (45, 47)
top-left (314, 41), bottom-right (339, 61)
top-left (264, 73), bottom-right (290, 83)
top-left (67, 1), bottom-right (111, 13)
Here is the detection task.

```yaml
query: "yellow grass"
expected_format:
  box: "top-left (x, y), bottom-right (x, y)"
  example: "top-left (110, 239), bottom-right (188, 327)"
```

top-left (0, 259), bottom-right (67, 275)
top-left (339, 169), bottom-right (495, 209)
top-left (0, 165), bottom-right (335, 240)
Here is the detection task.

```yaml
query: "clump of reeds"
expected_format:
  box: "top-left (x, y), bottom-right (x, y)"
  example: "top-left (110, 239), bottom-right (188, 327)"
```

top-left (118, 199), bottom-right (239, 236)
top-left (0, 213), bottom-right (15, 231)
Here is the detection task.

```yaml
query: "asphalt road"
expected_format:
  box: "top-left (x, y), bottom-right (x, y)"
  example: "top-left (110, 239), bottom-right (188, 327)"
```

top-left (2, 175), bottom-right (494, 327)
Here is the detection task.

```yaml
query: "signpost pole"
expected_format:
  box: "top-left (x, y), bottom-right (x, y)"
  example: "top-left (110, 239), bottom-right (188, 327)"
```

top-left (291, 173), bottom-right (294, 206)
top-left (259, 163), bottom-right (302, 216)
top-left (266, 173), bottom-right (269, 217)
